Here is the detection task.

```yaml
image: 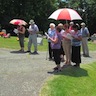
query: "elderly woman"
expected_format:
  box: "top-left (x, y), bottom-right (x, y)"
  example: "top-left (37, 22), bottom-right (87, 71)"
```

top-left (58, 23), bottom-right (65, 62)
top-left (47, 23), bottom-right (56, 60)
top-left (71, 24), bottom-right (82, 67)
top-left (62, 24), bottom-right (72, 66)
top-left (48, 26), bottom-right (63, 71)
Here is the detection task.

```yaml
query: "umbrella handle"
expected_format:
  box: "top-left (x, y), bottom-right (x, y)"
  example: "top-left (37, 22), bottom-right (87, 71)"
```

top-left (66, 20), bottom-right (68, 24)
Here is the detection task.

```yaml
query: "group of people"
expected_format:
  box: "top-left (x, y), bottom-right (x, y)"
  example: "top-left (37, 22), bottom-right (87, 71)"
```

top-left (13, 19), bottom-right (90, 71)
top-left (47, 22), bottom-right (90, 71)
top-left (14, 19), bottom-right (39, 54)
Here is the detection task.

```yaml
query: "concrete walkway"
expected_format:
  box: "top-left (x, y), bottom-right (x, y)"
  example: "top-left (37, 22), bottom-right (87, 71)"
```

top-left (0, 48), bottom-right (96, 96)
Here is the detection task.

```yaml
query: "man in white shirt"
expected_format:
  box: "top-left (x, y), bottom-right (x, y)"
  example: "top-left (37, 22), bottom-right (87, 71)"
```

top-left (81, 22), bottom-right (90, 57)
top-left (27, 19), bottom-right (39, 54)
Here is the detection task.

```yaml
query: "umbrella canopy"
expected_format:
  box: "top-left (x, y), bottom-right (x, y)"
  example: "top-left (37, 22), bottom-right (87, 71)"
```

top-left (10, 19), bottom-right (27, 25)
top-left (48, 8), bottom-right (82, 21)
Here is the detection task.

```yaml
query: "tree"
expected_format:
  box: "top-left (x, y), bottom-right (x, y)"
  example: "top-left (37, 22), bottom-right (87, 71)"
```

top-left (0, 0), bottom-right (58, 33)
top-left (0, 0), bottom-right (96, 35)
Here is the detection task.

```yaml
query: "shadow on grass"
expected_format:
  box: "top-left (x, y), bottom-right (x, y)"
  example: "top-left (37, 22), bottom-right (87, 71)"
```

top-left (48, 66), bottom-right (88, 77)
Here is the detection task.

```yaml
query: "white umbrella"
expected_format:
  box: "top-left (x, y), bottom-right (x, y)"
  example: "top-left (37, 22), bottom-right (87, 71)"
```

top-left (48, 8), bottom-right (82, 20)
top-left (10, 19), bottom-right (27, 25)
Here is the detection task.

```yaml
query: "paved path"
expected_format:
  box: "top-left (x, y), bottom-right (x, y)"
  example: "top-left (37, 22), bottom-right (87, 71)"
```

top-left (0, 48), bottom-right (96, 96)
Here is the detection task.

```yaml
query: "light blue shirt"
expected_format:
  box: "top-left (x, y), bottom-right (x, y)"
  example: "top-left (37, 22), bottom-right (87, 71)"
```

top-left (71, 30), bottom-right (82, 46)
top-left (29, 24), bottom-right (39, 34)
top-left (81, 27), bottom-right (89, 37)
top-left (48, 28), bottom-right (56, 42)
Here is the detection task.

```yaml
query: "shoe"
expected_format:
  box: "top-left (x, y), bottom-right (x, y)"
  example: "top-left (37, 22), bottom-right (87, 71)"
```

top-left (83, 54), bottom-right (90, 57)
top-left (73, 65), bottom-right (77, 67)
top-left (53, 68), bottom-right (62, 72)
top-left (53, 67), bottom-right (58, 70)
top-left (26, 50), bottom-right (31, 53)
top-left (62, 64), bottom-right (71, 68)
top-left (73, 64), bottom-right (80, 67)
top-left (84, 55), bottom-right (90, 57)
top-left (49, 58), bottom-right (53, 61)
top-left (31, 51), bottom-right (38, 54)
top-left (18, 49), bottom-right (24, 53)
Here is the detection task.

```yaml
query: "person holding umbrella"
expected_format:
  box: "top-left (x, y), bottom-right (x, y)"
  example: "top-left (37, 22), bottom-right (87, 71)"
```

top-left (62, 24), bottom-right (72, 66)
top-left (17, 24), bottom-right (26, 52)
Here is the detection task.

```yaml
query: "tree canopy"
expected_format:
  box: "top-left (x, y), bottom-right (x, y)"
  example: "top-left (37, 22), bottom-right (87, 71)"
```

top-left (0, 0), bottom-right (96, 35)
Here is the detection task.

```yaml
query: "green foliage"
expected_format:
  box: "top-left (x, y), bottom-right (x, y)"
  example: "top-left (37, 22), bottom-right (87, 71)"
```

top-left (0, 0), bottom-right (58, 32)
top-left (40, 62), bottom-right (96, 96)
top-left (0, 0), bottom-right (96, 34)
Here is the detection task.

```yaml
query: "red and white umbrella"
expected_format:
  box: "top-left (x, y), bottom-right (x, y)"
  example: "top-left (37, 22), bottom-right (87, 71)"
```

top-left (48, 8), bottom-right (82, 20)
top-left (10, 19), bottom-right (27, 25)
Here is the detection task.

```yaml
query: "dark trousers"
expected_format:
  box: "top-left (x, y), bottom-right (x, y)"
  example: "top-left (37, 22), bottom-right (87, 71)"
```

top-left (53, 49), bottom-right (61, 65)
top-left (60, 43), bottom-right (65, 55)
top-left (19, 33), bottom-right (25, 48)
top-left (48, 42), bottom-right (53, 59)
top-left (71, 46), bottom-right (81, 64)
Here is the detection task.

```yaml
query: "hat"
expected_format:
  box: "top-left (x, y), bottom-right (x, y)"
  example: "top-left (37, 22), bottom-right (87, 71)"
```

top-left (29, 19), bottom-right (35, 24)
top-left (81, 22), bottom-right (85, 26)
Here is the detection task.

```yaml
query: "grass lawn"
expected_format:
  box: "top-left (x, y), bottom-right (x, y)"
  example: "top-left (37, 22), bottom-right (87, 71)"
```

top-left (40, 62), bottom-right (96, 96)
top-left (0, 36), bottom-right (96, 51)
top-left (0, 36), bottom-right (48, 51)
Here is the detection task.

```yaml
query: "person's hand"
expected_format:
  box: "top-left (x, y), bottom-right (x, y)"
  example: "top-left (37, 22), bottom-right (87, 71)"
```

top-left (27, 28), bottom-right (33, 32)
top-left (45, 32), bottom-right (50, 39)
top-left (47, 36), bottom-right (50, 39)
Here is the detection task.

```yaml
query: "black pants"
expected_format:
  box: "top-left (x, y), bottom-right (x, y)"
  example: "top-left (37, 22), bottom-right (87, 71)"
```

top-left (60, 43), bottom-right (65, 55)
top-left (53, 49), bottom-right (61, 65)
top-left (48, 42), bottom-right (53, 59)
top-left (71, 46), bottom-right (81, 64)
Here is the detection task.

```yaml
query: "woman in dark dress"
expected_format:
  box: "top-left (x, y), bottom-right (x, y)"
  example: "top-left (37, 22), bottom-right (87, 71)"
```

top-left (71, 24), bottom-right (82, 67)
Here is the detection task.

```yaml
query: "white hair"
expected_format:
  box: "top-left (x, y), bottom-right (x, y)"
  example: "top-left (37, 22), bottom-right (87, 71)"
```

top-left (49, 23), bottom-right (55, 27)
top-left (70, 22), bottom-right (74, 25)
top-left (81, 22), bottom-right (86, 26)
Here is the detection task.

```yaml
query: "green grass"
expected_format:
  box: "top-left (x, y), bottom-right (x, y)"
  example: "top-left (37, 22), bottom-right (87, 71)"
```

top-left (0, 36), bottom-right (48, 51)
top-left (0, 36), bottom-right (96, 51)
top-left (87, 41), bottom-right (96, 51)
top-left (40, 62), bottom-right (96, 96)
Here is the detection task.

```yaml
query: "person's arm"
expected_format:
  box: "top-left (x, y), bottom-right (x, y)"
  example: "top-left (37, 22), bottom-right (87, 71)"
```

top-left (75, 35), bottom-right (82, 40)
top-left (49, 36), bottom-right (58, 44)
top-left (27, 26), bottom-right (33, 34)
top-left (35, 25), bottom-right (39, 34)
top-left (72, 34), bottom-right (82, 40)
top-left (86, 27), bottom-right (90, 37)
